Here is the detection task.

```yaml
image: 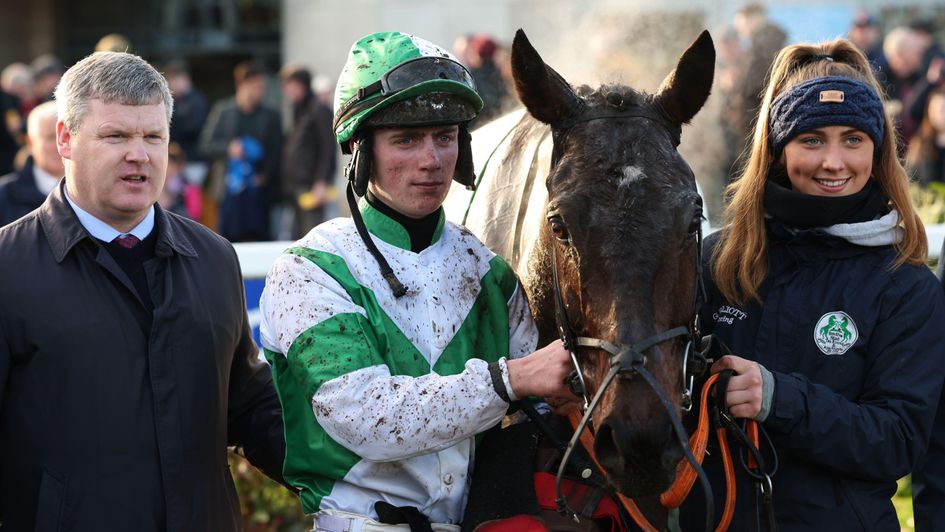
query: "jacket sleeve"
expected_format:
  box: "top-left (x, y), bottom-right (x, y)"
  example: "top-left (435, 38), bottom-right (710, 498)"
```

top-left (763, 269), bottom-right (945, 482)
top-left (225, 246), bottom-right (286, 486)
top-left (260, 251), bottom-right (510, 463)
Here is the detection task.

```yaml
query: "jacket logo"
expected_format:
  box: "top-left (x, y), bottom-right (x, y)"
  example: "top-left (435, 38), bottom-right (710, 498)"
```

top-left (712, 305), bottom-right (747, 325)
top-left (814, 311), bottom-right (858, 355)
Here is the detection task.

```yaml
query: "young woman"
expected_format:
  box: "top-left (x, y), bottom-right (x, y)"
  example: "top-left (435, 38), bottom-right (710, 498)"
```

top-left (680, 39), bottom-right (945, 530)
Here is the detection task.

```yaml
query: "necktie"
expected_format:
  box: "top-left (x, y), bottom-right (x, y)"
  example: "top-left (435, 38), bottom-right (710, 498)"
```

top-left (113, 234), bottom-right (140, 249)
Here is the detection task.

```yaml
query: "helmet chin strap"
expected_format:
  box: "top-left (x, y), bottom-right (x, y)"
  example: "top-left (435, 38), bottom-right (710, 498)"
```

top-left (346, 181), bottom-right (409, 298)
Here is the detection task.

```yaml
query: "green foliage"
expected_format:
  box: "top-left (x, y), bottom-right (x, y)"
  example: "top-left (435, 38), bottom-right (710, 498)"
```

top-left (895, 476), bottom-right (915, 532)
top-left (229, 453), bottom-right (308, 532)
top-left (911, 182), bottom-right (945, 224)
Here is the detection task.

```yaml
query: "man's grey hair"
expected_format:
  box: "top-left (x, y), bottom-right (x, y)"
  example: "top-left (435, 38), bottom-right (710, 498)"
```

top-left (54, 51), bottom-right (173, 134)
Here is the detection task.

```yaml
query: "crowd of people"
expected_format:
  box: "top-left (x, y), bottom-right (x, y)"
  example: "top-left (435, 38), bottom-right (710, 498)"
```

top-left (2, 7), bottom-right (945, 532)
top-left (0, 31), bottom-right (520, 244)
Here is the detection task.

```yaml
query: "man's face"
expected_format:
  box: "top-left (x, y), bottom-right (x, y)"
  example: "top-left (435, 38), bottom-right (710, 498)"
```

top-left (369, 125), bottom-right (459, 219)
top-left (58, 99), bottom-right (169, 231)
top-left (29, 111), bottom-right (64, 177)
top-left (238, 75), bottom-right (266, 109)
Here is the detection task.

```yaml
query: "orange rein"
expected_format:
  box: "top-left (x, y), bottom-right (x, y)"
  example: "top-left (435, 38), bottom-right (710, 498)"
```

top-left (566, 372), bottom-right (760, 531)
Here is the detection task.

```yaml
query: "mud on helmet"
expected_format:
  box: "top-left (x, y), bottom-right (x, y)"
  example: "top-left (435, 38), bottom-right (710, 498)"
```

top-left (333, 31), bottom-right (483, 196)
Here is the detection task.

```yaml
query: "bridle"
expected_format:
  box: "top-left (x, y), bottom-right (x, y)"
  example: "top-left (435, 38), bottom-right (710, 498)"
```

top-left (542, 104), bottom-right (716, 531)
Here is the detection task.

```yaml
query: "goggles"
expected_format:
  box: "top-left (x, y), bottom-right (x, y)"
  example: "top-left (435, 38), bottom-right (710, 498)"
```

top-left (334, 56), bottom-right (477, 130)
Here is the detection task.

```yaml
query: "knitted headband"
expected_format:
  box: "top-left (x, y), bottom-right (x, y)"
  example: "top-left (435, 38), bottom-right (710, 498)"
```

top-left (768, 75), bottom-right (885, 156)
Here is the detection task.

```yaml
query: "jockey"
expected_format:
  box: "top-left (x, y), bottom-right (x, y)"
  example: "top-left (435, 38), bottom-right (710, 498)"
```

top-left (259, 31), bottom-right (574, 532)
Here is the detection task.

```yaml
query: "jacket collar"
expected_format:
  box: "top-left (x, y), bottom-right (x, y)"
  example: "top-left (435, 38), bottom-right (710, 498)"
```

top-left (39, 180), bottom-right (198, 263)
top-left (7, 157), bottom-right (48, 204)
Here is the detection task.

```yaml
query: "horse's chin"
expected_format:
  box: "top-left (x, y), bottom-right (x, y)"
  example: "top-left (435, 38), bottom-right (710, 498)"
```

top-left (606, 464), bottom-right (677, 499)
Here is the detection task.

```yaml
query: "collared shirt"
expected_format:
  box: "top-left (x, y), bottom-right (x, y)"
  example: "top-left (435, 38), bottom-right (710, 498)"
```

top-left (63, 185), bottom-right (154, 242)
top-left (32, 165), bottom-right (60, 195)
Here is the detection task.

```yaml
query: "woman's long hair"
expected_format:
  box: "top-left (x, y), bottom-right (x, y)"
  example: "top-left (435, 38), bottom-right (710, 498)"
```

top-left (712, 39), bottom-right (927, 306)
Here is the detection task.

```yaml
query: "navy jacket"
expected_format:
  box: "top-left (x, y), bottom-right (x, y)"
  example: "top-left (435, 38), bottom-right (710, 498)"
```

top-left (680, 222), bottom-right (945, 531)
top-left (0, 156), bottom-right (48, 227)
top-left (0, 184), bottom-right (286, 531)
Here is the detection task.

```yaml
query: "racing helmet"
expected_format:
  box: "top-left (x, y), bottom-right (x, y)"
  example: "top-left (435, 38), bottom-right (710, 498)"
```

top-left (333, 31), bottom-right (483, 195)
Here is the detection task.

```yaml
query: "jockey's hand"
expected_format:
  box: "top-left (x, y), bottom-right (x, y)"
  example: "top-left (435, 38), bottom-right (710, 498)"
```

top-left (711, 355), bottom-right (763, 419)
top-left (507, 340), bottom-right (574, 400)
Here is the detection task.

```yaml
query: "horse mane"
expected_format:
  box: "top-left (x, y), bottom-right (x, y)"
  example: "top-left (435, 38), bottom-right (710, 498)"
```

top-left (574, 83), bottom-right (651, 110)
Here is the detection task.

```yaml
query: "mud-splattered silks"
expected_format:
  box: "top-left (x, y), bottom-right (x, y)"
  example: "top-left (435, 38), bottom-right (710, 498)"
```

top-left (259, 199), bottom-right (537, 523)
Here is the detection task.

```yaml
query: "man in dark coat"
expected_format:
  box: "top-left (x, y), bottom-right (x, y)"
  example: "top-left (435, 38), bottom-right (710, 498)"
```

top-left (279, 65), bottom-right (336, 238)
top-left (0, 51), bottom-right (285, 532)
top-left (0, 101), bottom-right (62, 226)
top-left (200, 61), bottom-right (282, 241)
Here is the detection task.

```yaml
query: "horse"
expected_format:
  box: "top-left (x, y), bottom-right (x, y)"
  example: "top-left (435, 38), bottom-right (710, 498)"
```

top-left (446, 29), bottom-right (715, 529)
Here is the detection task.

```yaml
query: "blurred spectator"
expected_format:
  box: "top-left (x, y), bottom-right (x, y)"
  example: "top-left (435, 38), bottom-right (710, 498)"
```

top-left (0, 86), bottom-right (21, 176)
top-left (163, 60), bottom-right (209, 187)
top-left (452, 33), bottom-right (473, 67)
top-left (848, 11), bottom-right (887, 72)
top-left (0, 101), bottom-right (61, 226)
top-left (30, 54), bottom-right (64, 103)
top-left (467, 34), bottom-right (513, 127)
top-left (907, 85), bottom-right (945, 186)
top-left (725, 2), bottom-right (786, 180)
top-left (883, 27), bottom-right (934, 149)
top-left (159, 142), bottom-right (202, 220)
top-left (279, 64), bottom-right (336, 239)
top-left (1, 62), bottom-right (37, 117)
top-left (200, 60), bottom-right (282, 241)
top-left (910, 19), bottom-right (945, 80)
top-left (94, 33), bottom-right (131, 53)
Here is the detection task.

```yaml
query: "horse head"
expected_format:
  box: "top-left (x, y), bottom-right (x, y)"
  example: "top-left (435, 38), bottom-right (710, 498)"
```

top-left (512, 29), bottom-right (714, 497)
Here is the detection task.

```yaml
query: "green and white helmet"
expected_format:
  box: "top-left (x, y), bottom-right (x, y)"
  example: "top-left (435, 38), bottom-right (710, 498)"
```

top-left (333, 31), bottom-right (483, 151)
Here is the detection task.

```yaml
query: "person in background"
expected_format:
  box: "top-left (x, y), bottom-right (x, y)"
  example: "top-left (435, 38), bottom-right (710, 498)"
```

top-left (164, 60), bottom-right (210, 193)
top-left (94, 32), bottom-right (132, 53)
top-left (159, 142), bottom-right (202, 220)
top-left (679, 38), bottom-right (945, 529)
top-left (29, 53), bottom-right (63, 103)
top-left (0, 51), bottom-right (285, 531)
top-left (882, 26), bottom-right (934, 149)
top-left (1, 62), bottom-right (37, 118)
top-left (848, 10), bottom-right (887, 73)
top-left (906, 84), bottom-right (945, 186)
top-left (0, 101), bottom-right (62, 226)
top-left (467, 34), bottom-right (513, 127)
top-left (200, 60), bottom-right (282, 241)
top-left (279, 64), bottom-right (336, 239)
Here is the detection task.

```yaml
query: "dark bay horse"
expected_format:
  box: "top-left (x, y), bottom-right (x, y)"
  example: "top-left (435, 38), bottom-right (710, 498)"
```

top-left (446, 29), bottom-right (715, 524)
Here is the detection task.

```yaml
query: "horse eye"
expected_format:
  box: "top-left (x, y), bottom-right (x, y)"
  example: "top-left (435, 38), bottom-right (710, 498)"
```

top-left (688, 214), bottom-right (703, 235)
top-left (549, 217), bottom-right (570, 243)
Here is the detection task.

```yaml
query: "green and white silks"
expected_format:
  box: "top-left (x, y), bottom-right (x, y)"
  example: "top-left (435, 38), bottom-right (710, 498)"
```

top-left (259, 201), bottom-right (537, 524)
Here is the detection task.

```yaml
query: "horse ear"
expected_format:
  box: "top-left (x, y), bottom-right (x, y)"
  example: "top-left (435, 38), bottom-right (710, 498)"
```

top-left (511, 29), bottom-right (581, 125)
top-left (654, 30), bottom-right (715, 124)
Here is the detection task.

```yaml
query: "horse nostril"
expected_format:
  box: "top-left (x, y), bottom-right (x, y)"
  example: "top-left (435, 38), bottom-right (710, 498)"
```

top-left (594, 420), bottom-right (629, 474)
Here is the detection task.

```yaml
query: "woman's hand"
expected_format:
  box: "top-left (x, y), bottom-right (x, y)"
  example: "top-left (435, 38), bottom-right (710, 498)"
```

top-left (712, 355), bottom-right (764, 419)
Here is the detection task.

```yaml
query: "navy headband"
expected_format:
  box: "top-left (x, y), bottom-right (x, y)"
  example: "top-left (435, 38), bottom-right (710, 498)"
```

top-left (768, 75), bottom-right (885, 156)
